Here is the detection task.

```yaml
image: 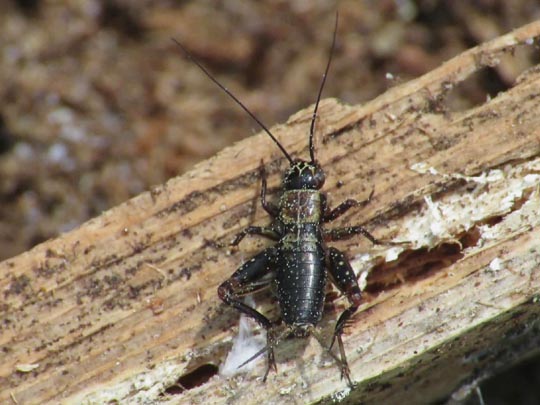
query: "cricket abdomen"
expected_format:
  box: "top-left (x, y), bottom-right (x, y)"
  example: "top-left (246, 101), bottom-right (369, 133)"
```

top-left (275, 227), bottom-right (326, 326)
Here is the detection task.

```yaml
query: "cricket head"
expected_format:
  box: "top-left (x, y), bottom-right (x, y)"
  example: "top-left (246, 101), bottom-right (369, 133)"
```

top-left (283, 159), bottom-right (325, 190)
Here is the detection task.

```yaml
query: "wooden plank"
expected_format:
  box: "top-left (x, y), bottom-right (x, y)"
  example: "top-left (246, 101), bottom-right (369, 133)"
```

top-left (1, 20), bottom-right (540, 405)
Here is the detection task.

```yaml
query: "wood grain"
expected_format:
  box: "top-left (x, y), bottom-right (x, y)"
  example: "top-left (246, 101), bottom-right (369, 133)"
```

top-left (2, 21), bottom-right (540, 405)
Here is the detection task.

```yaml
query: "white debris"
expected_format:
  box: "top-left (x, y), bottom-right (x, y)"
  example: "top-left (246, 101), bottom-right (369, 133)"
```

top-left (16, 363), bottom-right (39, 372)
top-left (219, 296), bottom-right (266, 376)
top-left (489, 257), bottom-right (503, 272)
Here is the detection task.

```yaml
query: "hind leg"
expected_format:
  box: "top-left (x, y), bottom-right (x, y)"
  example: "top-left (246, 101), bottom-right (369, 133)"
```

top-left (307, 326), bottom-right (354, 387)
top-left (326, 247), bottom-right (363, 383)
top-left (218, 247), bottom-right (278, 377)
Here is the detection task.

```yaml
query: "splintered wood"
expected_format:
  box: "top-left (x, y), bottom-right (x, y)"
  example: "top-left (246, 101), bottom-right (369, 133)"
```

top-left (2, 21), bottom-right (540, 405)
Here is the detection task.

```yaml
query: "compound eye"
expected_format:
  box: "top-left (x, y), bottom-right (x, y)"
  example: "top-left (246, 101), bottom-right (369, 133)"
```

top-left (313, 167), bottom-right (325, 188)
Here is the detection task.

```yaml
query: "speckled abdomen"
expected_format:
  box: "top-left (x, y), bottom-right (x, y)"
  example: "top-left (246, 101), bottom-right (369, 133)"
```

top-left (275, 243), bottom-right (326, 326)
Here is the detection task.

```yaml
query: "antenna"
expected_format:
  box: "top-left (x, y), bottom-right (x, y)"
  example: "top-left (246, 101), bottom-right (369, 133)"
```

top-left (171, 38), bottom-right (294, 164)
top-left (309, 12), bottom-right (338, 163)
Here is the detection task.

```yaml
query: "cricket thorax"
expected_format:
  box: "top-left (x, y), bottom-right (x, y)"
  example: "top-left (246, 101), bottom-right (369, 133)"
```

top-left (279, 190), bottom-right (323, 225)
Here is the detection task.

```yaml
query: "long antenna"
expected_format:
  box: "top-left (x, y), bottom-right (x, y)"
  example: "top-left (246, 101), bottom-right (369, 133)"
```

top-left (171, 38), bottom-right (294, 164)
top-left (309, 12), bottom-right (338, 163)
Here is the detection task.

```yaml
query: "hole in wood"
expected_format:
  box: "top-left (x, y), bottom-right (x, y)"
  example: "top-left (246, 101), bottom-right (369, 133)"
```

top-left (366, 241), bottom-right (464, 293)
top-left (162, 363), bottom-right (218, 395)
top-left (445, 67), bottom-right (510, 112)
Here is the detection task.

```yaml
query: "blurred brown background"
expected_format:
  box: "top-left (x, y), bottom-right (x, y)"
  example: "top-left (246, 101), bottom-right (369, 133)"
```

top-left (1, 1), bottom-right (539, 403)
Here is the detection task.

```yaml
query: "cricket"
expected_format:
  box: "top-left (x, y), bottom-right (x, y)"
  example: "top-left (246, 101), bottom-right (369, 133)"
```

top-left (173, 13), bottom-right (388, 386)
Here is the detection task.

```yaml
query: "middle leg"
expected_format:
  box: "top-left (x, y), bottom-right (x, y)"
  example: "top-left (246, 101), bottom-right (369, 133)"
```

top-left (324, 225), bottom-right (383, 245)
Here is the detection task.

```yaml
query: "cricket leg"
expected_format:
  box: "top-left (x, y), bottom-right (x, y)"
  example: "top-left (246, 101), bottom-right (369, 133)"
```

top-left (231, 226), bottom-right (280, 246)
top-left (325, 225), bottom-right (409, 247)
top-left (325, 225), bottom-right (384, 245)
top-left (259, 160), bottom-right (279, 217)
top-left (323, 189), bottom-right (374, 223)
top-left (218, 247), bottom-right (278, 377)
top-left (309, 326), bottom-right (354, 387)
top-left (326, 247), bottom-right (363, 383)
top-left (231, 162), bottom-right (281, 246)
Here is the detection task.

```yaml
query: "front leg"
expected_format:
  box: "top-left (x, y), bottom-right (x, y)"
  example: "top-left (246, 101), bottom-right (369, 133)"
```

top-left (218, 247), bottom-right (278, 378)
top-left (231, 226), bottom-right (280, 246)
top-left (326, 247), bottom-right (363, 383)
top-left (323, 189), bottom-right (374, 223)
top-left (230, 161), bottom-right (281, 247)
top-left (259, 161), bottom-right (279, 217)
